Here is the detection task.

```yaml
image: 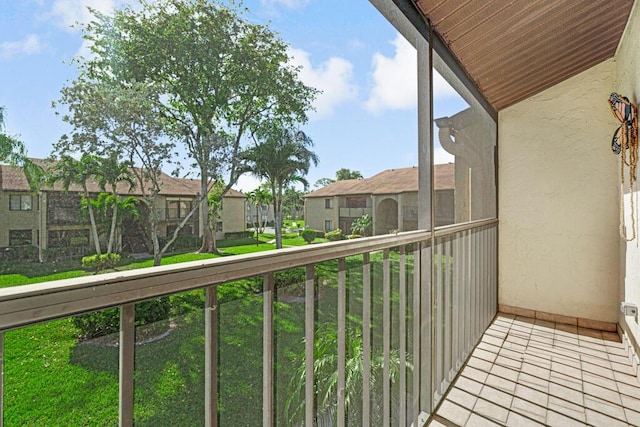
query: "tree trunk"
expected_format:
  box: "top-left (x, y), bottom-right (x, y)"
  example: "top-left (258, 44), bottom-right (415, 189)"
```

top-left (198, 176), bottom-right (215, 253)
top-left (107, 189), bottom-right (118, 254)
top-left (274, 198), bottom-right (283, 249)
top-left (84, 188), bottom-right (102, 255)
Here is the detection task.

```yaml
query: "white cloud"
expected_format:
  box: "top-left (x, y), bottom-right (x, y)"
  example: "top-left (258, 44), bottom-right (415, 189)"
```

top-left (364, 33), bottom-right (457, 114)
top-left (288, 47), bottom-right (358, 119)
top-left (47, 0), bottom-right (118, 31)
top-left (0, 34), bottom-right (44, 59)
top-left (234, 174), bottom-right (264, 194)
top-left (433, 146), bottom-right (455, 164)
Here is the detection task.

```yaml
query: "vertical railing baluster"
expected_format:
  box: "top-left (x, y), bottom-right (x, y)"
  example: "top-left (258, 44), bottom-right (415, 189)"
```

top-left (470, 230), bottom-right (478, 343)
top-left (483, 227), bottom-right (489, 326)
top-left (1, 330), bottom-right (4, 427)
top-left (205, 286), bottom-right (218, 427)
top-left (453, 232), bottom-right (461, 371)
top-left (383, 249), bottom-right (391, 426)
top-left (412, 245), bottom-right (421, 427)
top-left (399, 246), bottom-right (407, 427)
top-left (434, 238), bottom-right (443, 402)
top-left (119, 304), bottom-right (135, 427)
top-left (422, 241), bottom-right (432, 415)
top-left (492, 225), bottom-right (498, 314)
top-left (362, 253), bottom-right (371, 427)
top-left (305, 265), bottom-right (315, 427)
top-left (337, 259), bottom-right (347, 427)
top-left (263, 273), bottom-right (274, 427)
top-left (444, 237), bottom-right (452, 386)
top-left (465, 230), bottom-right (472, 355)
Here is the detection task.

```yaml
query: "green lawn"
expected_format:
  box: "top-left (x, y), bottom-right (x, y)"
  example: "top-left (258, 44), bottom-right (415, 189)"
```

top-left (1, 237), bottom-right (413, 425)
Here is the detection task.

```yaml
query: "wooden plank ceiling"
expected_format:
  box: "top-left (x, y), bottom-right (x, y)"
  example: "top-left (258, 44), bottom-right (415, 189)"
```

top-left (414, 0), bottom-right (635, 110)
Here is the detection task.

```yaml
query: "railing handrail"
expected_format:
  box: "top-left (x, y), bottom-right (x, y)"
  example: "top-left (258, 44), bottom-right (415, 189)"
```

top-left (0, 218), bottom-right (497, 331)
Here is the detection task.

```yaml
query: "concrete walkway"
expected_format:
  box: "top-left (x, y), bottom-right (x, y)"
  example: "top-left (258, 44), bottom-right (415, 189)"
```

top-left (428, 314), bottom-right (640, 426)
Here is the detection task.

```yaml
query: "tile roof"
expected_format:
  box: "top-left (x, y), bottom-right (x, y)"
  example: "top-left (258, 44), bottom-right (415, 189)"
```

top-left (305, 164), bottom-right (454, 198)
top-left (0, 161), bottom-right (245, 199)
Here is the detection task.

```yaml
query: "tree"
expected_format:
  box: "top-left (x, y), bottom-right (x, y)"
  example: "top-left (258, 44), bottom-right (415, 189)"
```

top-left (241, 126), bottom-right (318, 249)
top-left (207, 179), bottom-right (226, 253)
top-left (351, 214), bottom-right (372, 237)
top-left (95, 154), bottom-right (135, 254)
top-left (336, 168), bottom-right (363, 181)
top-left (282, 186), bottom-right (305, 220)
top-left (83, 0), bottom-right (317, 253)
top-left (48, 154), bottom-right (103, 255)
top-left (314, 168), bottom-right (363, 189)
top-left (246, 185), bottom-right (272, 244)
top-left (0, 106), bottom-right (43, 191)
top-left (54, 79), bottom-right (186, 266)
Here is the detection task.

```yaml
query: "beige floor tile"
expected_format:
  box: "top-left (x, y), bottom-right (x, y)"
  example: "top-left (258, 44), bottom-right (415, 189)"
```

top-left (611, 361), bottom-right (636, 376)
top-left (473, 347), bottom-right (499, 363)
top-left (584, 395), bottom-right (626, 422)
top-left (583, 381), bottom-right (622, 406)
top-left (505, 411), bottom-right (545, 426)
top-left (550, 360), bottom-right (581, 378)
top-left (436, 400), bottom-right (471, 426)
top-left (468, 356), bottom-right (494, 372)
top-left (547, 396), bottom-right (586, 423)
top-left (426, 419), bottom-right (447, 427)
top-left (615, 370), bottom-right (640, 386)
top-left (514, 384), bottom-right (548, 407)
top-left (511, 397), bottom-right (547, 423)
top-left (482, 334), bottom-right (505, 347)
top-left (479, 384), bottom-right (513, 408)
top-left (448, 387), bottom-right (478, 410)
top-left (462, 366), bottom-right (489, 384)
top-left (485, 373), bottom-right (518, 394)
top-left (474, 398), bottom-right (509, 423)
top-left (548, 382), bottom-right (584, 406)
top-left (495, 355), bottom-right (523, 370)
top-left (454, 376), bottom-right (484, 396)
top-left (621, 393), bottom-right (640, 412)
top-left (582, 371), bottom-right (618, 391)
top-left (618, 380), bottom-right (640, 399)
top-left (466, 413), bottom-right (503, 426)
top-left (490, 364), bottom-right (520, 383)
top-left (585, 408), bottom-right (627, 427)
top-left (518, 372), bottom-right (549, 393)
top-left (545, 410), bottom-right (587, 427)
top-left (549, 370), bottom-right (582, 390)
top-left (625, 407), bottom-right (640, 426)
top-left (520, 362), bottom-right (550, 381)
top-left (581, 360), bottom-right (615, 379)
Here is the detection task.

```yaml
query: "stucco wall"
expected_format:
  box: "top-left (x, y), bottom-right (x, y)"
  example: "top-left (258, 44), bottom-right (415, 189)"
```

top-left (499, 59), bottom-right (620, 322)
top-left (304, 197), bottom-right (338, 232)
top-left (221, 197), bottom-right (246, 233)
top-left (0, 192), bottom-right (40, 247)
top-left (615, 2), bottom-right (640, 342)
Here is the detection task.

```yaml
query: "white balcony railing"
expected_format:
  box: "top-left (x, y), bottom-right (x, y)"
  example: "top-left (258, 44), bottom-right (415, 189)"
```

top-left (0, 218), bottom-right (497, 426)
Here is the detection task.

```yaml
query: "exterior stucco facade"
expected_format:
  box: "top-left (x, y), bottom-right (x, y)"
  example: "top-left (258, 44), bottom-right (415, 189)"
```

top-left (499, 59), bottom-right (620, 322)
top-left (615, 2), bottom-right (640, 351)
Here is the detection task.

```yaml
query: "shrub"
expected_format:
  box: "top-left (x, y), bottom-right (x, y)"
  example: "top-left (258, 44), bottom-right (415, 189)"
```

top-left (0, 245), bottom-right (38, 262)
top-left (348, 234), bottom-right (362, 239)
top-left (274, 268), bottom-right (305, 289)
top-left (73, 297), bottom-right (171, 339)
top-left (325, 229), bottom-right (344, 242)
top-left (224, 231), bottom-right (254, 240)
top-left (301, 229), bottom-right (316, 244)
top-left (82, 253), bottom-right (121, 272)
top-left (158, 234), bottom-right (200, 252)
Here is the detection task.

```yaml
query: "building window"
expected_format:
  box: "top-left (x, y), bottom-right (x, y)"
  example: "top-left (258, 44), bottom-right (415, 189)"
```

top-left (10, 194), bottom-right (32, 211)
top-left (166, 199), bottom-right (193, 219)
top-left (9, 230), bottom-right (32, 246)
top-left (325, 198), bottom-right (333, 209)
top-left (324, 220), bottom-right (333, 231)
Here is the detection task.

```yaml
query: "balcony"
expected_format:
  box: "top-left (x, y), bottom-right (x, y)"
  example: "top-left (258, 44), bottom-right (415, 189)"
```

top-left (339, 207), bottom-right (373, 218)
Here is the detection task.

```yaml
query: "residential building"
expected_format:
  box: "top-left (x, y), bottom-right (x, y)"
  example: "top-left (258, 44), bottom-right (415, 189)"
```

top-left (304, 164), bottom-right (454, 234)
top-left (0, 161), bottom-right (247, 254)
top-left (4, 1), bottom-right (640, 426)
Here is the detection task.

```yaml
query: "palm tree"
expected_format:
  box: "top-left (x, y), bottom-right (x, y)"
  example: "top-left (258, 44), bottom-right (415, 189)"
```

top-left (95, 154), bottom-right (135, 254)
top-left (246, 185), bottom-right (272, 243)
top-left (0, 106), bottom-right (43, 191)
top-left (241, 126), bottom-right (318, 249)
top-left (49, 154), bottom-right (103, 255)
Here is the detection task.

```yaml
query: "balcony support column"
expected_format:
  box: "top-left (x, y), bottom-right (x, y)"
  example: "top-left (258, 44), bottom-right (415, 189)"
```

top-left (304, 265), bottom-right (315, 427)
top-left (262, 274), bottom-right (274, 427)
top-left (119, 304), bottom-right (135, 427)
top-left (205, 286), bottom-right (218, 427)
top-left (0, 331), bottom-right (4, 427)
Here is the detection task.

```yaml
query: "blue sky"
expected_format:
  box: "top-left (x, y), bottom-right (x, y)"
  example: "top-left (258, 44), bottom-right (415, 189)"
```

top-left (0, 0), bottom-right (459, 191)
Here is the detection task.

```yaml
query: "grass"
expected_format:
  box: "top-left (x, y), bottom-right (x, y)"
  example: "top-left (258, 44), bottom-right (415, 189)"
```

top-left (1, 236), bottom-right (415, 425)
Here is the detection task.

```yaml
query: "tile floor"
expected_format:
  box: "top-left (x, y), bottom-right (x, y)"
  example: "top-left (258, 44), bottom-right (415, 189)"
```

top-left (428, 313), bottom-right (640, 426)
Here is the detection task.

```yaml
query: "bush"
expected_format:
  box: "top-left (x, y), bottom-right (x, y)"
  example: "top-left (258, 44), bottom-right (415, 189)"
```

top-left (300, 229), bottom-right (316, 244)
top-left (348, 234), bottom-right (362, 239)
top-left (73, 297), bottom-right (171, 339)
top-left (158, 234), bottom-right (200, 252)
top-left (274, 268), bottom-right (305, 289)
top-left (82, 253), bottom-right (121, 272)
top-left (325, 229), bottom-right (344, 242)
top-left (224, 231), bottom-right (254, 239)
top-left (0, 245), bottom-right (38, 262)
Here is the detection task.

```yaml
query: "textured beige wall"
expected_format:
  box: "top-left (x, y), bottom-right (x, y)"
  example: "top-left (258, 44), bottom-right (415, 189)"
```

top-left (615, 3), bottom-right (640, 340)
top-left (304, 197), bottom-right (338, 232)
top-left (221, 197), bottom-right (246, 233)
top-left (0, 192), bottom-right (40, 247)
top-left (499, 59), bottom-right (620, 322)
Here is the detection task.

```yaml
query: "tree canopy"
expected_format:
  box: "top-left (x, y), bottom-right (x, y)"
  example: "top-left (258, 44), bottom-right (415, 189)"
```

top-left (80, 0), bottom-right (318, 252)
top-left (0, 106), bottom-right (43, 191)
top-left (241, 126), bottom-right (318, 248)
